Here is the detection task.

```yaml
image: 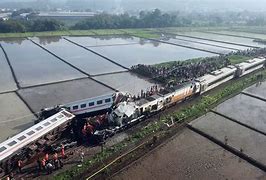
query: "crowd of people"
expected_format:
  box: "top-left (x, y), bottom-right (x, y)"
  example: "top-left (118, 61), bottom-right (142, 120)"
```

top-left (131, 48), bottom-right (266, 85)
top-left (131, 56), bottom-right (230, 85)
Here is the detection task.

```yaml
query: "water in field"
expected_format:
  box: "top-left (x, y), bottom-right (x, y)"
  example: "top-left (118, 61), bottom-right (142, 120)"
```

top-left (170, 35), bottom-right (249, 50)
top-left (93, 72), bottom-right (157, 96)
top-left (18, 78), bottom-right (114, 113)
top-left (175, 31), bottom-right (266, 48)
top-left (0, 38), bottom-right (85, 87)
top-left (163, 38), bottom-right (233, 54)
top-left (0, 47), bottom-right (17, 93)
top-left (244, 81), bottom-right (266, 100)
top-left (214, 94), bottom-right (266, 133)
top-left (90, 41), bottom-right (216, 68)
top-left (208, 31), bottom-right (266, 40)
top-left (191, 112), bottom-right (266, 166)
top-left (31, 37), bottom-right (127, 75)
top-left (113, 129), bottom-right (265, 180)
top-left (66, 35), bottom-right (140, 47)
top-left (0, 92), bottom-right (35, 142)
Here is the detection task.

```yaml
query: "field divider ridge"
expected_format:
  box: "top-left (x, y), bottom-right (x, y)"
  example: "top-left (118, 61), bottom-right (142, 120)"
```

top-left (63, 37), bottom-right (130, 70)
top-left (187, 124), bottom-right (266, 172)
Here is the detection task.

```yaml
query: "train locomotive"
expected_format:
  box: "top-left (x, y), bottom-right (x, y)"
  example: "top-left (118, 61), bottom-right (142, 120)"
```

top-left (0, 57), bottom-right (265, 177)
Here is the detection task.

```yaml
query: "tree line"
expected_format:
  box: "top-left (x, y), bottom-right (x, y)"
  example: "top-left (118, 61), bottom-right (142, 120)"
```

top-left (0, 19), bottom-right (64, 33)
top-left (0, 9), bottom-right (190, 33)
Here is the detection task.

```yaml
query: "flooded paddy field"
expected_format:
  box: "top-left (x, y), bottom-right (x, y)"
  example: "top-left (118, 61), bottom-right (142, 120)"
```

top-left (18, 78), bottom-right (114, 113)
top-left (0, 47), bottom-right (17, 93)
top-left (244, 81), bottom-right (266, 100)
top-left (0, 93), bottom-right (35, 142)
top-left (93, 72), bottom-right (157, 96)
top-left (190, 112), bottom-right (266, 166)
top-left (31, 37), bottom-right (126, 75)
top-left (162, 38), bottom-right (233, 54)
top-left (0, 38), bottom-right (85, 87)
top-left (113, 129), bottom-right (265, 180)
top-left (173, 31), bottom-right (266, 48)
top-left (171, 35), bottom-right (249, 50)
top-left (214, 94), bottom-right (266, 133)
top-left (207, 30), bottom-right (266, 40)
top-left (90, 41), bottom-right (216, 68)
top-left (66, 35), bottom-right (140, 47)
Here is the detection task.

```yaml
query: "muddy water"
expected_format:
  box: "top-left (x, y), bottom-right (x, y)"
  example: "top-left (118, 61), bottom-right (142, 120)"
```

top-left (244, 81), bottom-right (266, 100)
top-left (90, 42), bottom-right (216, 68)
top-left (190, 112), bottom-right (266, 166)
top-left (214, 94), bottom-right (266, 133)
top-left (0, 47), bottom-right (17, 93)
top-left (18, 78), bottom-right (114, 113)
top-left (93, 72), bottom-right (157, 96)
top-left (176, 31), bottom-right (266, 48)
top-left (0, 93), bottom-right (35, 142)
top-left (1, 38), bottom-right (85, 87)
top-left (67, 35), bottom-right (140, 47)
top-left (113, 129), bottom-right (265, 180)
top-left (173, 35), bottom-right (249, 50)
top-left (31, 37), bottom-right (126, 75)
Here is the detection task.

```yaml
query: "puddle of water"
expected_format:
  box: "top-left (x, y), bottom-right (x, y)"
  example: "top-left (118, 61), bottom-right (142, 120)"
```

top-left (18, 78), bottom-right (114, 113)
top-left (215, 94), bottom-right (266, 133)
top-left (93, 72), bottom-right (157, 96)
top-left (32, 37), bottom-right (126, 75)
top-left (113, 129), bottom-right (265, 180)
top-left (1, 38), bottom-right (85, 87)
top-left (90, 42), bottom-right (216, 68)
top-left (0, 92), bottom-right (35, 142)
top-left (0, 48), bottom-right (17, 93)
top-left (191, 112), bottom-right (266, 165)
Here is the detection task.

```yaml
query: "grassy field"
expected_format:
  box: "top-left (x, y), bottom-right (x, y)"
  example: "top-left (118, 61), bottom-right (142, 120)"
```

top-left (0, 28), bottom-right (156, 38)
top-left (228, 55), bottom-right (251, 64)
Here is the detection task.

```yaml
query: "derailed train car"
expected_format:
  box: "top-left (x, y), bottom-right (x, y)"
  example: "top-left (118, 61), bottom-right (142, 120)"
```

top-left (0, 110), bottom-right (74, 176)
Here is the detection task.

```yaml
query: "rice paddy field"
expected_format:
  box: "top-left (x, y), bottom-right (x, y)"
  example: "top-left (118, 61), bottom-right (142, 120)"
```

top-left (1, 26), bottom-right (266, 144)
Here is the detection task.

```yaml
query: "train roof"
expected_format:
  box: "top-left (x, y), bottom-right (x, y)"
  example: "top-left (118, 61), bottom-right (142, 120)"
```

top-left (135, 94), bottom-right (163, 106)
top-left (196, 66), bottom-right (237, 84)
top-left (237, 57), bottom-right (266, 69)
top-left (0, 109), bottom-right (75, 162)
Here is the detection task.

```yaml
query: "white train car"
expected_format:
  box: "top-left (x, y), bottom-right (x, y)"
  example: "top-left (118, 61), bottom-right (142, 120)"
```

top-left (0, 110), bottom-right (74, 163)
top-left (236, 57), bottom-right (266, 77)
top-left (65, 93), bottom-right (114, 115)
top-left (196, 65), bottom-right (237, 94)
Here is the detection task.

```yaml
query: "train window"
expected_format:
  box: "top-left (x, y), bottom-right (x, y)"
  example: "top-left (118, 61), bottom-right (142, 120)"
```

top-left (89, 102), bottom-right (94, 106)
top-left (81, 104), bottom-right (86, 108)
top-left (27, 130), bottom-right (35, 136)
top-left (51, 118), bottom-right (57, 122)
top-left (58, 115), bottom-right (64, 119)
top-left (73, 105), bottom-right (78, 110)
top-left (35, 126), bottom-right (43, 131)
top-left (105, 98), bottom-right (111, 103)
top-left (0, 146), bottom-right (7, 153)
top-left (18, 135), bottom-right (26, 141)
top-left (97, 100), bottom-right (103, 105)
top-left (8, 141), bottom-right (17, 147)
top-left (44, 122), bottom-right (51, 126)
